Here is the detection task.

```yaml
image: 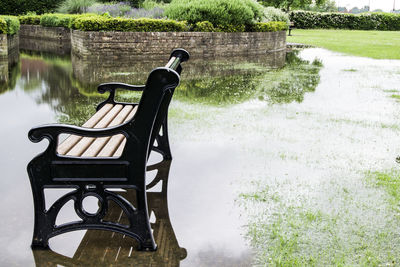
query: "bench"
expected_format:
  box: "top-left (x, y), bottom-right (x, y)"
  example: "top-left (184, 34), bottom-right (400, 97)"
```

top-left (27, 48), bottom-right (189, 251)
top-left (288, 21), bottom-right (295, 36)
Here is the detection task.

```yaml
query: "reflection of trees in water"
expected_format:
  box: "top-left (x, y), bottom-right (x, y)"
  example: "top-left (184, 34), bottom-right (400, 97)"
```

top-left (0, 60), bottom-right (20, 95)
top-left (21, 50), bottom-right (321, 125)
top-left (257, 51), bottom-right (323, 104)
top-left (20, 52), bottom-right (103, 125)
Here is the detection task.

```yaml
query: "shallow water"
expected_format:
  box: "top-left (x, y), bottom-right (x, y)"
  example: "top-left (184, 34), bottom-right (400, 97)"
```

top-left (1, 47), bottom-right (399, 266)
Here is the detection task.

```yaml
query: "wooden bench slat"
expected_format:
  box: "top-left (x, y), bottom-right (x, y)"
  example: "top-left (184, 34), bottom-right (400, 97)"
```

top-left (57, 104), bottom-right (114, 155)
top-left (98, 106), bottom-right (138, 158)
top-left (81, 105), bottom-right (134, 157)
top-left (65, 104), bottom-right (124, 157)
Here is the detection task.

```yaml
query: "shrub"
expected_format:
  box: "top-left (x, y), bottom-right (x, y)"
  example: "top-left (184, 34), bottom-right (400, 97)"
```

top-left (87, 2), bottom-right (132, 17)
top-left (40, 13), bottom-right (97, 28)
top-left (250, 21), bottom-right (288, 32)
top-left (19, 14), bottom-right (41, 25)
top-left (88, 3), bottom-right (164, 19)
top-left (0, 0), bottom-right (62, 15)
top-left (0, 16), bottom-right (20, 35)
top-left (290, 11), bottom-right (400, 31)
top-left (262, 7), bottom-right (289, 25)
top-left (72, 16), bottom-right (188, 31)
top-left (165, 0), bottom-right (264, 27)
top-left (57, 0), bottom-right (97, 14)
top-left (0, 19), bottom-right (6, 34)
top-left (193, 21), bottom-right (215, 32)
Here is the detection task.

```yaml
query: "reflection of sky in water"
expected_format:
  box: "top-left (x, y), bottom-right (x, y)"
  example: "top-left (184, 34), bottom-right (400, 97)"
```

top-left (1, 48), bottom-right (400, 265)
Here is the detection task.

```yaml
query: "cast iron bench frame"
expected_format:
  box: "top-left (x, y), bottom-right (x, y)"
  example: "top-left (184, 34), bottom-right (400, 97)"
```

top-left (27, 49), bottom-right (189, 251)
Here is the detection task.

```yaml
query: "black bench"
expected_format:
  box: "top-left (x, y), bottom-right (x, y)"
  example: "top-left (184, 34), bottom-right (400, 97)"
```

top-left (288, 21), bottom-right (295, 36)
top-left (27, 48), bottom-right (189, 251)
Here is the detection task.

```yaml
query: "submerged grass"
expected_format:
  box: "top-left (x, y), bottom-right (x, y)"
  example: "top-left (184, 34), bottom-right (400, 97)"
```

top-left (366, 170), bottom-right (400, 209)
top-left (287, 29), bottom-right (400, 59)
top-left (240, 180), bottom-right (400, 266)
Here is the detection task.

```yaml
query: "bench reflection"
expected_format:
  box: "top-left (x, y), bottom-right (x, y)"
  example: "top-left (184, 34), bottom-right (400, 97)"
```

top-left (33, 159), bottom-right (187, 266)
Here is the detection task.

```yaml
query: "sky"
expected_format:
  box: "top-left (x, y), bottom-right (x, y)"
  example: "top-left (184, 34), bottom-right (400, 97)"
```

top-left (336, 0), bottom-right (397, 11)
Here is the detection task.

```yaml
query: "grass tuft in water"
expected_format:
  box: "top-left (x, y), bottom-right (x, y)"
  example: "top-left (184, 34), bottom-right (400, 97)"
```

top-left (342, 68), bottom-right (358, 72)
top-left (366, 170), bottom-right (400, 209)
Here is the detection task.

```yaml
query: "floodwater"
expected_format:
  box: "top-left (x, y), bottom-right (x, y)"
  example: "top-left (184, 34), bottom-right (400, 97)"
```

top-left (0, 47), bottom-right (399, 266)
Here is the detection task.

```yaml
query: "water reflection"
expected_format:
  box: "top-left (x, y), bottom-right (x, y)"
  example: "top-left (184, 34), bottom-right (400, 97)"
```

top-left (33, 160), bottom-right (187, 266)
top-left (70, 50), bottom-right (321, 106)
top-left (0, 49), bottom-right (20, 95)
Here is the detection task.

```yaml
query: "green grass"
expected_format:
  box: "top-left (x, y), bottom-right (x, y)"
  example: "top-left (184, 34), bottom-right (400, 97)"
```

top-left (287, 29), bottom-right (400, 59)
top-left (366, 170), bottom-right (400, 209)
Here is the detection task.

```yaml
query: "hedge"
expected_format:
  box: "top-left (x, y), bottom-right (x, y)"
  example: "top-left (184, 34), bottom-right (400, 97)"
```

top-left (17, 13), bottom-right (288, 33)
top-left (72, 17), bottom-right (189, 31)
top-left (251, 21), bottom-right (288, 32)
top-left (40, 13), bottom-right (98, 28)
top-left (0, 0), bottom-right (62, 15)
top-left (19, 15), bottom-right (41, 25)
top-left (0, 16), bottom-right (20, 35)
top-left (290, 11), bottom-right (400, 31)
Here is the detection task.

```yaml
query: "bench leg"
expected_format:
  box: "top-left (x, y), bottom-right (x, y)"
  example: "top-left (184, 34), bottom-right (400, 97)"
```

top-left (154, 116), bottom-right (172, 160)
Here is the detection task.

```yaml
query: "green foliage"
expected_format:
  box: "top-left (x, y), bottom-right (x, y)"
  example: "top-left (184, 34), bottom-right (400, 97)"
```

top-left (259, 0), bottom-right (327, 12)
top-left (302, 0), bottom-right (337, 12)
top-left (250, 21), bottom-right (287, 32)
top-left (290, 11), bottom-right (400, 31)
top-left (57, 0), bottom-right (97, 14)
top-left (40, 13), bottom-right (97, 28)
top-left (193, 21), bottom-right (215, 32)
top-left (262, 6), bottom-right (289, 24)
top-left (72, 16), bottom-right (188, 31)
top-left (0, 0), bottom-right (62, 15)
top-left (0, 18), bottom-right (7, 34)
top-left (0, 16), bottom-right (20, 35)
top-left (165, 0), bottom-right (264, 27)
top-left (19, 14), bottom-right (41, 25)
top-left (140, 0), bottom-right (166, 9)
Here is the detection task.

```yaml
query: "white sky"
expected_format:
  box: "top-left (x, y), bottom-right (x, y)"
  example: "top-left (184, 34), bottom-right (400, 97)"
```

top-left (336, 0), bottom-right (397, 11)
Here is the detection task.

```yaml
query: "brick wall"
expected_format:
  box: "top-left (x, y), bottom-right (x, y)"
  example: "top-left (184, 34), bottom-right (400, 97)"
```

top-left (19, 25), bottom-right (71, 55)
top-left (71, 31), bottom-right (286, 60)
top-left (0, 33), bottom-right (19, 62)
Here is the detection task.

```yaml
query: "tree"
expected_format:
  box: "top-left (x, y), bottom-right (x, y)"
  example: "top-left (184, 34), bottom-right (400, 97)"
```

top-left (303, 0), bottom-right (336, 12)
top-left (258, 0), bottom-right (329, 12)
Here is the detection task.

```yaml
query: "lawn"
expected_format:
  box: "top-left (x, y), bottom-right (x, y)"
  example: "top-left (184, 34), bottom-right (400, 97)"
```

top-left (287, 29), bottom-right (400, 60)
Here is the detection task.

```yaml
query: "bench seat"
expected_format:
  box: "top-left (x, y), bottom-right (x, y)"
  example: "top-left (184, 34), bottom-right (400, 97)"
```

top-left (57, 103), bottom-right (138, 158)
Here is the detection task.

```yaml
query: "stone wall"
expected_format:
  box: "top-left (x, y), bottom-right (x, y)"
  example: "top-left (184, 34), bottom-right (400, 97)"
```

top-left (71, 31), bottom-right (286, 60)
top-left (19, 25), bottom-right (71, 55)
top-left (0, 33), bottom-right (19, 90)
top-left (0, 34), bottom-right (7, 61)
top-left (0, 33), bottom-right (19, 70)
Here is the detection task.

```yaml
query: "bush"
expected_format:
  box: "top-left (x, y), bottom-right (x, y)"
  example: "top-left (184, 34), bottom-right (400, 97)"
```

top-left (290, 11), bottom-right (400, 31)
top-left (0, 19), bottom-right (6, 34)
top-left (19, 14), bottom-right (41, 25)
top-left (72, 16), bottom-right (188, 31)
top-left (57, 0), bottom-right (97, 14)
top-left (165, 0), bottom-right (264, 27)
top-left (250, 21), bottom-right (288, 32)
top-left (262, 7), bottom-right (289, 25)
top-left (193, 21), bottom-right (215, 32)
top-left (87, 3), bottom-right (164, 19)
top-left (0, 16), bottom-right (20, 35)
top-left (0, 0), bottom-right (62, 15)
top-left (39, 13), bottom-right (98, 28)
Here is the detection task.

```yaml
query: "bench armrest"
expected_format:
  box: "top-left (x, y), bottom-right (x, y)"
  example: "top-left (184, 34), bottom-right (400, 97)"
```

top-left (98, 82), bottom-right (145, 94)
top-left (28, 123), bottom-right (128, 143)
